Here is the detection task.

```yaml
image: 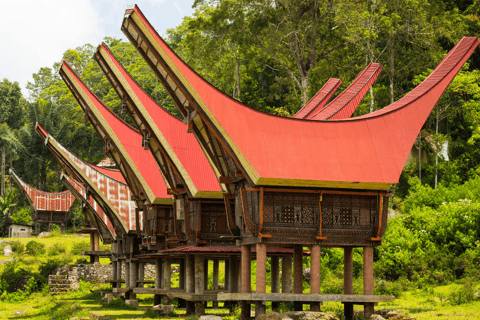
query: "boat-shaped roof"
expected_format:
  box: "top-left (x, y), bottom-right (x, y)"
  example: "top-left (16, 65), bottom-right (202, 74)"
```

top-left (61, 174), bottom-right (115, 243)
top-left (60, 61), bottom-right (172, 205)
top-left (123, 5), bottom-right (478, 190)
top-left (94, 43), bottom-right (222, 199)
top-left (10, 169), bottom-right (75, 212)
top-left (36, 123), bottom-right (137, 234)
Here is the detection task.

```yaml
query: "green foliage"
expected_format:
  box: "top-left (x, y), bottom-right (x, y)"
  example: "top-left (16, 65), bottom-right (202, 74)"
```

top-left (47, 242), bottom-right (66, 255)
top-left (71, 241), bottom-right (90, 255)
top-left (10, 240), bottom-right (24, 254)
top-left (448, 280), bottom-right (477, 305)
top-left (10, 207), bottom-right (32, 225)
top-left (26, 240), bottom-right (45, 256)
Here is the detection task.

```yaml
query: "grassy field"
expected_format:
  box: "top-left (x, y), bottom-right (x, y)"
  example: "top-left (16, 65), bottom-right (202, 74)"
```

top-left (0, 234), bottom-right (479, 319)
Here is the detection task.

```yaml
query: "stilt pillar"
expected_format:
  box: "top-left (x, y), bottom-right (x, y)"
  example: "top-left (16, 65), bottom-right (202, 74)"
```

top-left (154, 258), bottom-right (162, 305)
top-left (163, 258), bottom-right (171, 304)
top-left (310, 244), bottom-right (321, 311)
top-left (194, 255), bottom-right (205, 315)
top-left (117, 260), bottom-right (123, 288)
top-left (185, 254), bottom-right (195, 314)
top-left (228, 255), bottom-right (238, 293)
top-left (60, 223), bottom-right (65, 234)
top-left (293, 245), bottom-right (303, 311)
top-left (344, 247), bottom-right (354, 320)
top-left (255, 243), bottom-right (267, 318)
top-left (48, 223), bottom-right (52, 232)
top-left (138, 262), bottom-right (145, 288)
top-left (225, 259), bottom-right (230, 291)
top-left (89, 231), bottom-right (99, 263)
top-left (111, 261), bottom-right (118, 289)
top-left (271, 256), bottom-right (280, 311)
top-left (130, 261), bottom-right (138, 300)
top-left (240, 245), bottom-right (251, 320)
top-left (282, 256), bottom-right (292, 294)
top-left (204, 259), bottom-right (209, 290)
top-left (213, 259), bottom-right (219, 308)
top-left (125, 262), bottom-right (131, 299)
top-left (364, 247), bottom-right (375, 319)
top-left (179, 258), bottom-right (185, 290)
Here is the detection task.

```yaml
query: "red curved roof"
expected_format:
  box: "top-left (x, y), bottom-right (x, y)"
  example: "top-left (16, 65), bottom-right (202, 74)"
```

top-left (293, 78), bottom-right (341, 119)
top-left (10, 169), bottom-right (75, 212)
top-left (96, 43), bottom-right (221, 194)
top-left (126, 5), bottom-right (478, 189)
top-left (60, 61), bottom-right (170, 204)
top-left (311, 63), bottom-right (382, 120)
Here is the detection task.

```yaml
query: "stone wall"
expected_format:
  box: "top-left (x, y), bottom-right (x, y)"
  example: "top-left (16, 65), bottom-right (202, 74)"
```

top-left (55, 263), bottom-right (157, 284)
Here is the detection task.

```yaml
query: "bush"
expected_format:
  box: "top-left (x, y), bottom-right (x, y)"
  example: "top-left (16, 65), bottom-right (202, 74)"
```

top-left (10, 207), bottom-right (32, 225)
top-left (448, 280), bottom-right (477, 305)
top-left (71, 241), bottom-right (90, 255)
top-left (48, 242), bottom-right (66, 256)
top-left (26, 240), bottom-right (46, 256)
top-left (10, 240), bottom-right (25, 254)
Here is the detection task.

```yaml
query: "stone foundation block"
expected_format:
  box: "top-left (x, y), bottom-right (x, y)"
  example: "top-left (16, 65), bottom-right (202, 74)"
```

top-left (125, 299), bottom-right (138, 307)
top-left (153, 304), bottom-right (174, 315)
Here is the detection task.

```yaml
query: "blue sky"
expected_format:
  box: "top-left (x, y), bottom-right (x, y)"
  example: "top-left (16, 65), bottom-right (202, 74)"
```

top-left (0, 0), bottom-right (194, 97)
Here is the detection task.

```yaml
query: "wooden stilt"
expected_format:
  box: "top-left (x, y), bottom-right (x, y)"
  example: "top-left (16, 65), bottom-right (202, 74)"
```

top-left (185, 254), bottom-right (195, 314)
top-left (130, 261), bottom-right (138, 300)
top-left (138, 262), bottom-right (145, 288)
top-left (154, 258), bottom-right (162, 305)
top-left (293, 245), bottom-right (303, 311)
top-left (364, 247), bottom-right (375, 319)
top-left (310, 244), bottom-right (321, 311)
top-left (271, 256), bottom-right (280, 311)
top-left (344, 247), bottom-right (354, 320)
top-left (241, 245), bottom-right (251, 320)
top-left (213, 259), bottom-right (219, 308)
top-left (195, 255), bottom-right (205, 315)
top-left (255, 243), bottom-right (267, 318)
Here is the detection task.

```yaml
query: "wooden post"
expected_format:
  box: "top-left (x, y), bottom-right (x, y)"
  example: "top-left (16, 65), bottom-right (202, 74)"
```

top-left (256, 243), bottom-right (267, 317)
top-left (364, 247), bottom-right (375, 319)
top-left (241, 245), bottom-right (251, 320)
top-left (60, 223), bottom-right (65, 234)
top-left (185, 255), bottom-right (195, 314)
top-left (228, 255), bottom-right (238, 293)
top-left (195, 255), bottom-right (205, 315)
top-left (310, 244), bottom-right (321, 311)
top-left (204, 259), bottom-right (209, 290)
top-left (163, 258), bottom-right (171, 304)
top-left (271, 256), bottom-right (280, 311)
top-left (179, 258), bottom-right (185, 290)
top-left (154, 258), bottom-right (162, 305)
top-left (344, 247), bottom-right (354, 320)
top-left (293, 245), bottom-right (303, 311)
top-left (138, 262), bottom-right (145, 288)
top-left (225, 259), bottom-right (230, 291)
top-left (213, 259), bottom-right (219, 308)
top-left (130, 261), bottom-right (138, 300)
top-left (125, 262), bottom-right (130, 299)
top-left (117, 260), bottom-right (123, 287)
top-left (282, 256), bottom-right (292, 294)
top-left (111, 261), bottom-right (118, 289)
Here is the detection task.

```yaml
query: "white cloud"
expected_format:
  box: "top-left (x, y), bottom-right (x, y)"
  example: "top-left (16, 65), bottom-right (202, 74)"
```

top-left (173, 1), bottom-right (185, 17)
top-left (0, 0), bottom-right (103, 97)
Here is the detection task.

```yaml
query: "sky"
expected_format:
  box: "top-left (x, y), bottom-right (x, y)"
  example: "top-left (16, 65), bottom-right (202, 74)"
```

top-left (0, 0), bottom-right (195, 97)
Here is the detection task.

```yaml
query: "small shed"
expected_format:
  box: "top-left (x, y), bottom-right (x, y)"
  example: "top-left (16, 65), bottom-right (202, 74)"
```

top-left (9, 224), bottom-right (32, 238)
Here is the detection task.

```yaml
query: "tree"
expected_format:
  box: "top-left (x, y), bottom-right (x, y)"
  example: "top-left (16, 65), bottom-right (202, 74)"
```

top-left (0, 79), bottom-right (24, 130)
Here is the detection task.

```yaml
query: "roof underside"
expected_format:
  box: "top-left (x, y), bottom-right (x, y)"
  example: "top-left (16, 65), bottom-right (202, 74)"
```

top-left (60, 62), bottom-right (171, 205)
top-left (95, 44), bottom-right (222, 196)
top-left (36, 123), bottom-right (137, 232)
top-left (125, 6), bottom-right (479, 190)
top-left (10, 169), bottom-right (75, 212)
top-left (62, 174), bottom-right (116, 239)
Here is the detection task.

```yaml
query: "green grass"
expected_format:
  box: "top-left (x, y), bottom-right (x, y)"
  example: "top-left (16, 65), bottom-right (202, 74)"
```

top-left (1, 235), bottom-right (480, 319)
